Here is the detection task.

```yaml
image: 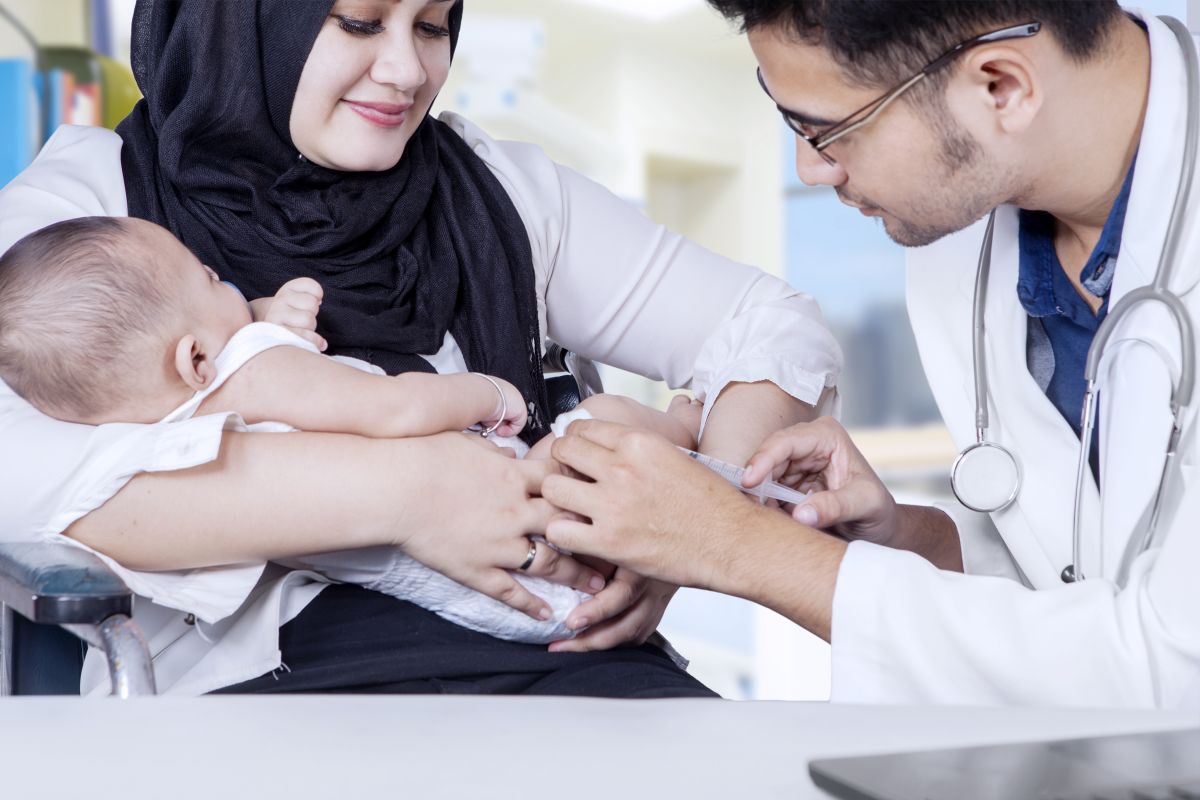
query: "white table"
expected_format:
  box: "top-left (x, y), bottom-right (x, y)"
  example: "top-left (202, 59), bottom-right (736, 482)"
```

top-left (0, 697), bottom-right (1195, 798)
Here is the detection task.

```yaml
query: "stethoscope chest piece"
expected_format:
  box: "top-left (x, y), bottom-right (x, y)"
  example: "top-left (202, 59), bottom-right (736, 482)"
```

top-left (950, 441), bottom-right (1021, 513)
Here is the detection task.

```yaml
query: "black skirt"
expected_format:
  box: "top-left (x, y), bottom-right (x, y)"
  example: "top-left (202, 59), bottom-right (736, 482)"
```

top-left (215, 584), bottom-right (718, 698)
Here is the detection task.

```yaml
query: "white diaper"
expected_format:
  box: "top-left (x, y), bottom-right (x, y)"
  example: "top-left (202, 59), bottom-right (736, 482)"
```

top-left (362, 555), bottom-right (590, 644)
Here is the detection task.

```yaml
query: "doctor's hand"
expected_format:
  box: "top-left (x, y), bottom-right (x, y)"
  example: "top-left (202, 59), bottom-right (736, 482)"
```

top-left (548, 565), bottom-right (679, 653)
top-left (543, 419), bottom-right (775, 593)
top-left (250, 277), bottom-right (328, 352)
top-left (742, 417), bottom-right (899, 546)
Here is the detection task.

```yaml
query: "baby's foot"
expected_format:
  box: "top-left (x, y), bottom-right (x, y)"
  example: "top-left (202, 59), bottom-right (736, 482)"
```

top-left (666, 395), bottom-right (703, 446)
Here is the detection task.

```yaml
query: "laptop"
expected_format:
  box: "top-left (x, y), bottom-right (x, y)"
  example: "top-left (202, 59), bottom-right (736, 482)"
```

top-left (809, 727), bottom-right (1200, 800)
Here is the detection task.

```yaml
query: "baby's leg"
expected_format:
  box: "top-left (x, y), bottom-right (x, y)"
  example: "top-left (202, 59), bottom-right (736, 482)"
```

top-left (527, 393), bottom-right (701, 459)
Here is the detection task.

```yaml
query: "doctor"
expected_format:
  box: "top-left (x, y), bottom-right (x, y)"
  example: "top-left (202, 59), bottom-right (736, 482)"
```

top-left (542, 1), bottom-right (1200, 708)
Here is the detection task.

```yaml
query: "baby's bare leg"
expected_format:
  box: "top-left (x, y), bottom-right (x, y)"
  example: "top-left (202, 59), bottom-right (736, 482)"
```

top-left (527, 393), bottom-right (701, 459)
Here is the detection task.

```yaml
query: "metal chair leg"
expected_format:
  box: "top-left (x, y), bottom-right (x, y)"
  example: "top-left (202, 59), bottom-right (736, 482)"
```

top-left (66, 614), bottom-right (157, 697)
top-left (98, 615), bottom-right (157, 698)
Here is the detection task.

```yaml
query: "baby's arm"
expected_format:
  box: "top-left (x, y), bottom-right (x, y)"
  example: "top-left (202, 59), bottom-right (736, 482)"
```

top-left (526, 393), bottom-right (701, 459)
top-left (197, 344), bottom-right (526, 439)
top-left (213, 278), bottom-right (523, 437)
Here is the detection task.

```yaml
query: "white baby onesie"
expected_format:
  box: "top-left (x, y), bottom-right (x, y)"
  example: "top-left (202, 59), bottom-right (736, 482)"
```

top-left (164, 322), bottom-right (592, 644)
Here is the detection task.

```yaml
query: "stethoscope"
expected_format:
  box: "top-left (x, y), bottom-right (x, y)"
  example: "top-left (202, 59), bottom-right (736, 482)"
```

top-left (950, 15), bottom-right (1197, 585)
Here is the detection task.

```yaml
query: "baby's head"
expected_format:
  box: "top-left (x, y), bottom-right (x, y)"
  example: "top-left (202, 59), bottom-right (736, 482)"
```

top-left (0, 216), bottom-right (251, 423)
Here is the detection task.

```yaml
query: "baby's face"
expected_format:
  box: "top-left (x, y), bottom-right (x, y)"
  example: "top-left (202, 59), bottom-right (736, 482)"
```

top-left (137, 221), bottom-right (252, 352)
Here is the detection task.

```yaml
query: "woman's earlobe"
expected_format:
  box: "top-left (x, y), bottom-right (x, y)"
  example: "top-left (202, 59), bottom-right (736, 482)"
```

top-left (173, 334), bottom-right (213, 391)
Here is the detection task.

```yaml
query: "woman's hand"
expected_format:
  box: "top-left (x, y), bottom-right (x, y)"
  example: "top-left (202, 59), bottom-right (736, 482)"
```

top-left (249, 277), bottom-right (327, 351)
top-left (549, 568), bottom-right (678, 652)
top-left (397, 433), bottom-right (608, 621)
top-left (742, 416), bottom-right (899, 545)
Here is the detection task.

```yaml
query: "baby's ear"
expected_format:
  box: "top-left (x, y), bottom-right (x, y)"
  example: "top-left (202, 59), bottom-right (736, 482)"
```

top-left (173, 334), bottom-right (216, 391)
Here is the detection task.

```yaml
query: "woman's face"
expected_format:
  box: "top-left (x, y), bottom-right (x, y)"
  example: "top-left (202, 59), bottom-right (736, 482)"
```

top-left (290, 0), bottom-right (455, 172)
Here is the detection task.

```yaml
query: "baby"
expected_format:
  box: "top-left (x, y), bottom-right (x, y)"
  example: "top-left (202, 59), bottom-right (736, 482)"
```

top-left (0, 216), bottom-right (702, 643)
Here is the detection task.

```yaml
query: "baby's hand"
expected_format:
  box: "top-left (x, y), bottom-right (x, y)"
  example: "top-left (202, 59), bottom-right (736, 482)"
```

top-left (478, 376), bottom-right (528, 438)
top-left (250, 277), bottom-right (327, 351)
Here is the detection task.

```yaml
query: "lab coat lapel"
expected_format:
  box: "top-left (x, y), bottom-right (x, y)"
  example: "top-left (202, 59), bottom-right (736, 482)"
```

top-left (1095, 13), bottom-right (1200, 579)
top-left (908, 211), bottom-right (1088, 587)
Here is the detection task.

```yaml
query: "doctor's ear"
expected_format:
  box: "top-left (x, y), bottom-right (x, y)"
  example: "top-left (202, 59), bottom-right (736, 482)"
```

top-left (173, 334), bottom-right (216, 391)
top-left (956, 46), bottom-right (1042, 136)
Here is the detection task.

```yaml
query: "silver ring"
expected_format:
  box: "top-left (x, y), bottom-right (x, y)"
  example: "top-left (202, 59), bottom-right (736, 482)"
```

top-left (518, 539), bottom-right (537, 571)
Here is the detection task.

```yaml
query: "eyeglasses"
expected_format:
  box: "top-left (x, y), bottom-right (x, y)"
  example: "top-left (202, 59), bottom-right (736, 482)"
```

top-left (759, 21), bottom-right (1041, 166)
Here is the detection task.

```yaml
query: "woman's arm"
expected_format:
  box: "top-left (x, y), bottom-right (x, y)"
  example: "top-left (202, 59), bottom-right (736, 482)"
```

top-left (197, 345), bottom-right (525, 438)
top-left (67, 430), bottom-right (603, 617)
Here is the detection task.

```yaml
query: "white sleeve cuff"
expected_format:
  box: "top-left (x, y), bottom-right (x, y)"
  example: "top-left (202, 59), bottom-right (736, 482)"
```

top-left (692, 297), bottom-right (842, 430)
top-left (699, 356), bottom-right (841, 433)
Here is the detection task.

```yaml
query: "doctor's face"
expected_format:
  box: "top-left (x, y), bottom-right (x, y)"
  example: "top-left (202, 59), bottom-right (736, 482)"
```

top-left (290, 0), bottom-right (454, 172)
top-left (750, 26), bottom-right (1008, 247)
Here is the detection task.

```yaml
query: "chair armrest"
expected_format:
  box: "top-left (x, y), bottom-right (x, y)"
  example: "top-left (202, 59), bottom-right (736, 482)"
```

top-left (0, 543), bottom-right (132, 625)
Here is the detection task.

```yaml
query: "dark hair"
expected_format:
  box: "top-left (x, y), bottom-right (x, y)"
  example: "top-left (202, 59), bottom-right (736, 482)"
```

top-left (707, 1), bottom-right (1122, 90)
top-left (0, 216), bottom-right (173, 421)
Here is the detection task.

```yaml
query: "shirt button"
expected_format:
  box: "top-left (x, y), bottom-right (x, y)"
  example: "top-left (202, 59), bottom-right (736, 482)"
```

top-left (184, 613), bottom-right (196, 626)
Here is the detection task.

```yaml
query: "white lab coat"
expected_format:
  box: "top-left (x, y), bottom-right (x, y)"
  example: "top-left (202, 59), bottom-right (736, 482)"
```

top-left (830, 12), bottom-right (1200, 708)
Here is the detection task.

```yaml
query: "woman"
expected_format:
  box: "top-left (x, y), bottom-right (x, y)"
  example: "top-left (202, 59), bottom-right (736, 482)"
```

top-left (0, 0), bottom-right (841, 696)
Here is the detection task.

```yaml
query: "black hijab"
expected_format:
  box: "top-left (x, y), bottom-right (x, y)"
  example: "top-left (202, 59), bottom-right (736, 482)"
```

top-left (117, 0), bottom-right (551, 443)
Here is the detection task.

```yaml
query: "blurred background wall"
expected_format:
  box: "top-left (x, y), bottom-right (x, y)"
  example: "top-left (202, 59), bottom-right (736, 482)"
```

top-left (0, 0), bottom-right (1190, 700)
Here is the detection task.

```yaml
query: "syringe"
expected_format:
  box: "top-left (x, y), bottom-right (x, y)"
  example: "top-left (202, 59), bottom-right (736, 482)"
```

top-left (679, 448), bottom-right (809, 506)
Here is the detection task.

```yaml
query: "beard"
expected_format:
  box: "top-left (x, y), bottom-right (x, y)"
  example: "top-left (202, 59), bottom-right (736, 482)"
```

top-left (850, 117), bottom-right (1005, 248)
